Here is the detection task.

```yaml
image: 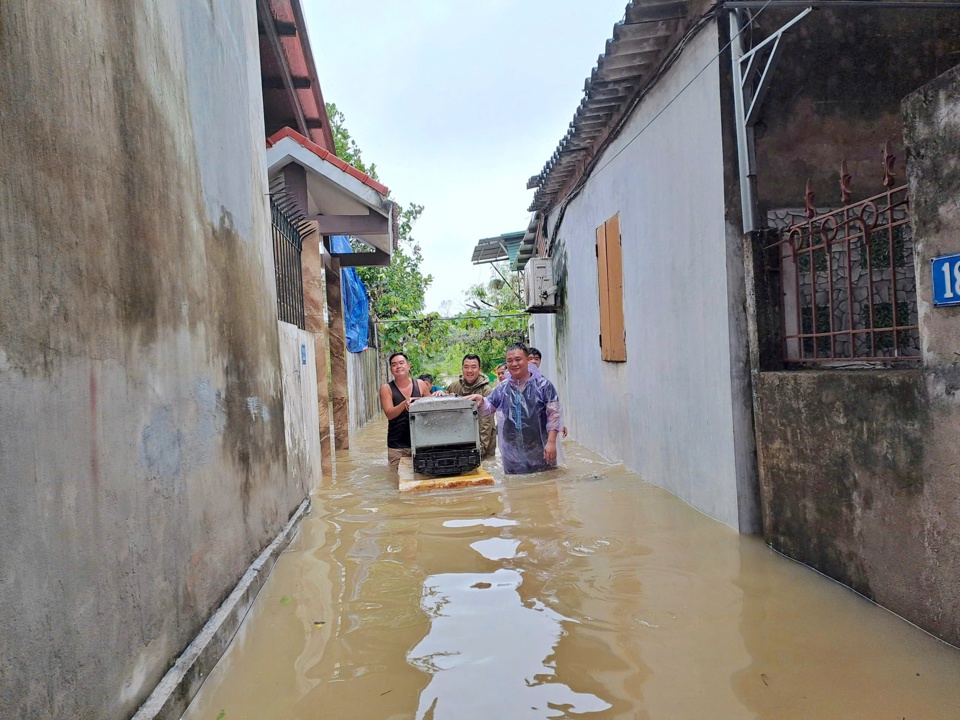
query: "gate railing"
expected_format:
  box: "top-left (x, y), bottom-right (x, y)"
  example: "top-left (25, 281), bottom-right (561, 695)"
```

top-left (271, 195), bottom-right (307, 330)
top-left (766, 147), bottom-right (920, 364)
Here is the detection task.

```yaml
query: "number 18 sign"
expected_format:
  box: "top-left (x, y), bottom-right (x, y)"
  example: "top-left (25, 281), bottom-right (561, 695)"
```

top-left (932, 252), bottom-right (960, 307)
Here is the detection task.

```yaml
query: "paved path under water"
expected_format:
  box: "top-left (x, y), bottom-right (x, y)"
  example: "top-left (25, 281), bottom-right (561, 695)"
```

top-left (183, 420), bottom-right (960, 720)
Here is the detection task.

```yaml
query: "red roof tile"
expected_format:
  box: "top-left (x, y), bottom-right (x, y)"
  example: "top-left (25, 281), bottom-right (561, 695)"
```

top-left (267, 126), bottom-right (390, 196)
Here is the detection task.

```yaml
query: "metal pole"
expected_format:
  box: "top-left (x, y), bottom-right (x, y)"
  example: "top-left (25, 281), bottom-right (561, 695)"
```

top-left (730, 9), bottom-right (757, 233)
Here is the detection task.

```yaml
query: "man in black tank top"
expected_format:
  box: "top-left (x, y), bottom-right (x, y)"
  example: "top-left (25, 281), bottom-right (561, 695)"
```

top-left (379, 352), bottom-right (431, 467)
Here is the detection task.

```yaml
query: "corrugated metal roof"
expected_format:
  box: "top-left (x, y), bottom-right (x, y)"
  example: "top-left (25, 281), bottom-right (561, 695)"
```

top-left (471, 231), bottom-right (525, 265)
top-left (527, 0), bottom-right (694, 213)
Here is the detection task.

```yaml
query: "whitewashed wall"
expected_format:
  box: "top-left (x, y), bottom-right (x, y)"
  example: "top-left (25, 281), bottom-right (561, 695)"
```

top-left (278, 321), bottom-right (322, 490)
top-left (537, 21), bottom-right (757, 531)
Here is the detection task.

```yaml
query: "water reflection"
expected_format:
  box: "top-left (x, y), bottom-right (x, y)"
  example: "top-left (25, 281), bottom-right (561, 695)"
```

top-left (180, 420), bottom-right (960, 720)
top-left (409, 568), bottom-right (610, 719)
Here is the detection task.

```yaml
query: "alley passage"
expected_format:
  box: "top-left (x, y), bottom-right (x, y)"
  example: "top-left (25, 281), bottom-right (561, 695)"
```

top-left (183, 421), bottom-right (960, 720)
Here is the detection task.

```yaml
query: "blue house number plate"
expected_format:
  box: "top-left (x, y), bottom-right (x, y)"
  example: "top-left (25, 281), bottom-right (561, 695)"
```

top-left (301, 343), bottom-right (308, 365)
top-left (932, 253), bottom-right (960, 307)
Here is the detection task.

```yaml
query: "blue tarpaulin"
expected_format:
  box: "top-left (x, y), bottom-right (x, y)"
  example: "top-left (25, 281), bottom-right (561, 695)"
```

top-left (331, 235), bottom-right (370, 352)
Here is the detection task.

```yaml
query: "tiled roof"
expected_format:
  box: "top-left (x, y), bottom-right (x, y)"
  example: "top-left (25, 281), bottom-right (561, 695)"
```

top-left (527, 0), bottom-right (695, 212)
top-left (267, 126), bottom-right (391, 197)
top-left (259, 0), bottom-right (335, 151)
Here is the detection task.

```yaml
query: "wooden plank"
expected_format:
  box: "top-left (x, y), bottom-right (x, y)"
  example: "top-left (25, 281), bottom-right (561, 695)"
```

top-left (334, 248), bottom-right (391, 268)
top-left (397, 457), bottom-right (495, 493)
top-left (308, 213), bottom-right (388, 236)
top-left (604, 214), bottom-right (627, 362)
top-left (596, 222), bottom-right (611, 356)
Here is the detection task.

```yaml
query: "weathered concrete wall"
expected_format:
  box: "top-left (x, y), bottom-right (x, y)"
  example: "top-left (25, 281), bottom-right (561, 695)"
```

top-left (541, 21), bottom-right (758, 532)
top-left (904, 61), bottom-right (960, 643)
top-left (753, 371), bottom-right (959, 639)
top-left (752, 62), bottom-right (960, 647)
top-left (0, 2), bottom-right (306, 717)
top-left (753, 7), bottom-right (960, 212)
top-left (302, 232), bottom-right (333, 467)
top-left (348, 348), bottom-right (381, 432)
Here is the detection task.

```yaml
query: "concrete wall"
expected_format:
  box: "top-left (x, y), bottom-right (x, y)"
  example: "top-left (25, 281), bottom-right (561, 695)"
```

top-left (278, 322), bottom-right (322, 490)
top-left (539, 21), bottom-right (758, 532)
top-left (751, 63), bottom-right (960, 646)
top-left (529, 314), bottom-right (558, 384)
top-left (348, 348), bottom-right (381, 431)
top-left (752, 7), bottom-right (960, 213)
top-left (0, 2), bottom-right (307, 717)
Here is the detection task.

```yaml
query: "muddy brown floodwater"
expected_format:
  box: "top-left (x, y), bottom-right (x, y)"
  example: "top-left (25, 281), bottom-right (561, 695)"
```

top-left (183, 419), bottom-right (960, 720)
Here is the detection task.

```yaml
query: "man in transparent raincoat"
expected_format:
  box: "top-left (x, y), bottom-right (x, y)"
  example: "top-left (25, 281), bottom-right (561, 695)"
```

top-left (467, 343), bottom-right (563, 474)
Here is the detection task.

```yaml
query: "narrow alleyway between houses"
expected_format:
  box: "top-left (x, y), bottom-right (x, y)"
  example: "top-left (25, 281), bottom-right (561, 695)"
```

top-left (183, 420), bottom-right (960, 720)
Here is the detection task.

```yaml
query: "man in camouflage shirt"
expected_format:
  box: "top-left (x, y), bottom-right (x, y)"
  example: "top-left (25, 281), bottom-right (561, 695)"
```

top-left (446, 354), bottom-right (497, 458)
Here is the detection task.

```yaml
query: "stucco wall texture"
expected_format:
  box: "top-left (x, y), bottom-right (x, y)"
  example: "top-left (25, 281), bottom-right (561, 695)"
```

top-left (0, 2), bottom-right (305, 717)
top-left (754, 63), bottom-right (960, 647)
top-left (540, 22), bottom-right (758, 532)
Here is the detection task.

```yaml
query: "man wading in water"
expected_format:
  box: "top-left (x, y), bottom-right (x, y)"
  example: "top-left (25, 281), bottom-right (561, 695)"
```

top-left (467, 343), bottom-right (563, 474)
top-left (445, 354), bottom-right (497, 458)
top-left (379, 352), bottom-right (432, 468)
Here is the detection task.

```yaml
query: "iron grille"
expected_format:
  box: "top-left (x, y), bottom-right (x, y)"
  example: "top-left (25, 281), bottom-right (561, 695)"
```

top-left (767, 184), bottom-right (919, 364)
top-left (271, 196), bottom-right (306, 329)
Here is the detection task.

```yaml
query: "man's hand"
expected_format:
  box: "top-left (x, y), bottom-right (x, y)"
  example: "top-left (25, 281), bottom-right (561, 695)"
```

top-left (544, 439), bottom-right (557, 465)
top-left (464, 394), bottom-right (484, 405)
top-left (562, 426), bottom-right (568, 438)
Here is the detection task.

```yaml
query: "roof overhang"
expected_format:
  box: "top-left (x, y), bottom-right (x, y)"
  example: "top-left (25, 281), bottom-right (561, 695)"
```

top-left (471, 231), bottom-right (525, 266)
top-left (513, 213), bottom-right (541, 270)
top-left (527, 0), bottom-right (703, 214)
top-left (267, 128), bottom-right (397, 266)
top-left (258, 0), bottom-right (336, 151)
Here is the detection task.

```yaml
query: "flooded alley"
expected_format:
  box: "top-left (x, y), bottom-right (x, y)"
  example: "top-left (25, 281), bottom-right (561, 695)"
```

top-left (183, 421), bottom-right (960, 720)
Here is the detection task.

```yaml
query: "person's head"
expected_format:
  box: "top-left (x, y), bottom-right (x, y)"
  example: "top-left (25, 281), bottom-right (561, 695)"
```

top-left (388, 352), bottom-right (410, 379)
top-left (495, 364), bottom-right (507, 382)
top-left (505, 342), bottom-right (530, 380)
top-left (461, 354), bottom-right (482, 384)
top-left (419, 373), bottom-right (433, 384)
top-left (528, 347), bottom-right (542, 367)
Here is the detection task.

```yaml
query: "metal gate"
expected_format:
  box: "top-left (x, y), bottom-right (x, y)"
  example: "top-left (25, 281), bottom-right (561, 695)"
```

top-left (271, 195), bottom-right (307, 330)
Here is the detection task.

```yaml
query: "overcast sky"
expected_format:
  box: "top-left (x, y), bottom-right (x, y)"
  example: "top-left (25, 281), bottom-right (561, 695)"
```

top-left (303, 1), bottom-right (629, 313)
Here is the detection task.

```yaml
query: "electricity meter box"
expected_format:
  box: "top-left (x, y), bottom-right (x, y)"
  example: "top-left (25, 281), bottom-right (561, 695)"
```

top-left (409, 397), bottom-right (482, 476)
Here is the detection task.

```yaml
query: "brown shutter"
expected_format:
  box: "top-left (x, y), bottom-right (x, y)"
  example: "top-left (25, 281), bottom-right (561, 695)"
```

top-left (596, 222), bottom-right (611, 351)
top-left (604, 214), bottom-right (627, 361)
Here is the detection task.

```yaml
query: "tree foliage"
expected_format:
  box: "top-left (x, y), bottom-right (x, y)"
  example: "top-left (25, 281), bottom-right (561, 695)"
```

top-left (325, 104), bottom-right (526, 380)
top-left (327, 103), bottom-right (378, 180)
top-left (385, 266), bottom-right (528, 382)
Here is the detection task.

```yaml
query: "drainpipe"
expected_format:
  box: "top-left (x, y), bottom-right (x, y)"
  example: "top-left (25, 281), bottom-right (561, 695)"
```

top-left (729, 9), bottom-right (757, 234)
top-left (729, 6), bottom-right (813, 233)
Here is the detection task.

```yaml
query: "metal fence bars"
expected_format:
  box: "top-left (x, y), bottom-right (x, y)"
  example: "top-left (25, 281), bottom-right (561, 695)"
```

top-left (768, 184), bottom-right (919, 363)
top-left (271, 195), bottom-right (307, 330)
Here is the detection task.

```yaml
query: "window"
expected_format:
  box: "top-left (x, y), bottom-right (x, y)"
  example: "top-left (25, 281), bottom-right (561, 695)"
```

top-left (768, 184), bottom-right (919, 363)
top-left (596, 213), bottom-right (626, 362)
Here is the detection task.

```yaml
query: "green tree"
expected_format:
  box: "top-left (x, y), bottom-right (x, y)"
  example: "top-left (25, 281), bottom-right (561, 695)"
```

top-left (324, 104), bottom-right (528, 379)
top-left (327, 103), bottom-right (378, 180)
top-left (441, 265), bottom-right (528, 374)
top-left (326, 103), bottom-right (434, 371)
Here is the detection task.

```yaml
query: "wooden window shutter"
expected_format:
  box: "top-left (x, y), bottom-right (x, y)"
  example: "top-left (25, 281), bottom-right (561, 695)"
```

top-left (596, 213), bottom-right (626, 362)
